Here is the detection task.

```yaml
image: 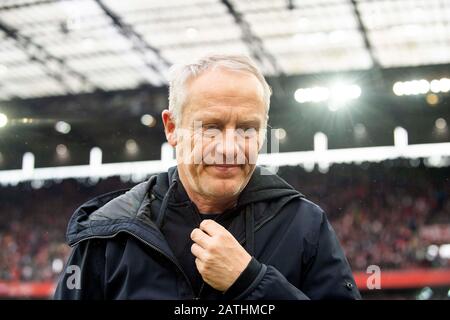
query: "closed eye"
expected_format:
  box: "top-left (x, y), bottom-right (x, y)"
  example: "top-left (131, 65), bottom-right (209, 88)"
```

top-left (237, 127), bottom-right (258, 138)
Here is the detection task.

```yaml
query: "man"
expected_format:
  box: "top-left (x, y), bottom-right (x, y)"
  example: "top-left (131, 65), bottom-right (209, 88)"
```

top-left (54, 54), bottom-right (361, 300)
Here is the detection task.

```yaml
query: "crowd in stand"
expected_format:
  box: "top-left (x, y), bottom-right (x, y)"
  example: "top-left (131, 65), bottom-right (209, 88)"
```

top-left (281, 163), bottom-right (450, 271)
top-left (0, 163), bottom-right (449, 282)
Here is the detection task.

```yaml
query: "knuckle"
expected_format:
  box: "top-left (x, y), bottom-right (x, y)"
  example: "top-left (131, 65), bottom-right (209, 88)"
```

top-left (209, 243), bottom-right (219, 254)
top-left (190, 228), bottom-right (199, 240)
top-left (200, 219), bottom-right (212, 228)
top-left (204, 252), bottom-right (213, 262)
top-left (216, 233), bottom-right (227, 241)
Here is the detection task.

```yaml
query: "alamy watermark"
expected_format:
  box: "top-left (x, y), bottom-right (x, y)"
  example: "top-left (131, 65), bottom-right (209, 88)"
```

top-left (366, 265), bottom-right (381, 290)
top-left (65, 265), bottom-right (81, 290)
top-left (174, 121), bottom-right (279, 174)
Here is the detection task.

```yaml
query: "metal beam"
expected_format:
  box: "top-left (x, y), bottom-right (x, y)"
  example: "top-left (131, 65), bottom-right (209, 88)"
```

top-left (221, 0), bottom-right (284, 76)
top-left (350, 0), bottom-right (380, 69)
top-left (349, 0), bottom-right (387, 102)
top-left (287, 0), bottom-right (295, 11)
top-left (95, 0), bottom-right (170, 86)
top-left (0, 19), bottom-right (97, 94)
top-left (0, 0), bottom-right (65, 11)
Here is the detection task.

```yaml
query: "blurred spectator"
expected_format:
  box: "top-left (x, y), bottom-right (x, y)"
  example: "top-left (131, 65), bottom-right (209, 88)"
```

top-left (0, 162), bottom-right (449, 282)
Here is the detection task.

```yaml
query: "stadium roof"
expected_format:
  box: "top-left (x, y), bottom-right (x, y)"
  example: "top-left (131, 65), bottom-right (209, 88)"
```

top-left (0, 0), bottom-right (449, 100)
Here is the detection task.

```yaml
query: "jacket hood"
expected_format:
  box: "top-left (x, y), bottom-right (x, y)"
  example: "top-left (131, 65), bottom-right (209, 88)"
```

top-left (66, 166), bottom-right (303, 246)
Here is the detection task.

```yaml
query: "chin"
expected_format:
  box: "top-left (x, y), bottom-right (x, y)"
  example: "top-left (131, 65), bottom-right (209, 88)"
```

top-left (203, 179), bottom-right (243, 198)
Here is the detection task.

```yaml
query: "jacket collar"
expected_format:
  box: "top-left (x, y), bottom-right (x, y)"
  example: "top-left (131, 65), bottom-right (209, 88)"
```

top-left (66, 166), bottom-right (303, 251)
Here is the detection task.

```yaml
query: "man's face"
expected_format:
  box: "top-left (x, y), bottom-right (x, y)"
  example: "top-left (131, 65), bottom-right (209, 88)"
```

top-left (174, 67), bottom-right (267, 201)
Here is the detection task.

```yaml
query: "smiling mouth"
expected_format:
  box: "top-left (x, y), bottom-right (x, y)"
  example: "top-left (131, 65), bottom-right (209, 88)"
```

top-left (208, 164), bottom-right (242, 172)
top-left (211, 164), bottom-right (241, 167)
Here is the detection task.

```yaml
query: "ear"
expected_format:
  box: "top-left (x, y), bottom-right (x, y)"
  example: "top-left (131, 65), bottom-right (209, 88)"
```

top-left (162, 110), bottom-right (177, 147)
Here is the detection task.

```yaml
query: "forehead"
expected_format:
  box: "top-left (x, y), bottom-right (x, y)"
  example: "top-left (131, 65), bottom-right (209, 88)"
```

top-left (193, 108), bottom-right (263, 125)
top-left (183, 67), bottom-right (266, 118)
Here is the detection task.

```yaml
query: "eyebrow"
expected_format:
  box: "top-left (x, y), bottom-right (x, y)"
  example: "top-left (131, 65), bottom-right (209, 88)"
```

top-left (236, 119), bottom-right (261, 127)
top-left (195, 112), bottom-right (261, 123)
top-left (195, 116), bottom-right (262, 127)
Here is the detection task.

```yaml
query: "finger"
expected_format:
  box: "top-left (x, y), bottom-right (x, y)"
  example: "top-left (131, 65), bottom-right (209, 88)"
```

top-left (190, 228), bottom-right (211, 248)
top-left (195, 258), bottom-right (205, 274)
top-left (191, 243), bottom-right (207, 260)
top-left (199, 219), bottom-right (226, 236)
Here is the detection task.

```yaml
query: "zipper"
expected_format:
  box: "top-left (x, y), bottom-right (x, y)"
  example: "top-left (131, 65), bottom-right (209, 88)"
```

top-left (71, 230), bottom-right (197, 299)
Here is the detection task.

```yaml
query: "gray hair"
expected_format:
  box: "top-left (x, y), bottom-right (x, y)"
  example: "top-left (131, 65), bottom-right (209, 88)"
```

top-left (167, 54), bottom-right (272, 126)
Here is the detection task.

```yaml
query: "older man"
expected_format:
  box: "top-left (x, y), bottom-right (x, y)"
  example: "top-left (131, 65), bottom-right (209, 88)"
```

top-left (54, 54), bottom-right (360, 300)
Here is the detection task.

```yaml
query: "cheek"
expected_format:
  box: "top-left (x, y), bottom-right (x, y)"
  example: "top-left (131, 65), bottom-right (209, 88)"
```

top-left (244, 138), bottom-right (259, 164)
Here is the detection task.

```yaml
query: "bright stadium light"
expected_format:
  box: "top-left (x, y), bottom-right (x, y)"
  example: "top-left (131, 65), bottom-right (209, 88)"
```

top-left (402, 80), bottom-right (429, 95)
top-left (140, 114), bottom-right (156, 127)
top-left (274, 128), bottom-right (287, 140)
top-left (394, 127), bottom-right (408, 148)
top-left (295, 84), bottom-right (360, 107)
top-left (412, 79), bottom-right (430, 95)
top-left (314, 132), bottom-right (329, 173)
top-left (31, 179), bottom-right (44, 189)
top-left (393, 82), bottom-right (404, 96)
top-left (55, 121), bottom-right (71, 134)
top-left (393, 79), bottom-right (429, 95)
top-left (440, 78), bottom-right (450, 92)
top-left (417, 287), bottom-right (433, 300)
top-left (328, 84), bottom-right (361, 111)
top-left (331, 84), bottom-right (361, 100)
top-left (22, 152), bottom-right (35, 177)
top-left (52, 258), bottom-right (64, 273)
top-left (430, 78), bottom-right (450, 93)
top-left (439, 244), bottom-right (450, 259)
top-left (394, 78), bottom-right (449, 96)
top-left (430, 79), bottom-right (441, 93)
top-left (89, 147), bottom-right (102, 167)
top-left (426, 93), bottom-right (439, 106)
top-left (56, 144), bottom-right (69, 160)
top-left (426, 245), bottom-right (439, 260)
top-left (314, 132), bottom-right (328, 152)
top-left (435, 118), bottom-right (447, 130)
top-left (294, 87), bottom-right (329, 103)
top-left (125, 139), bottom-right (139, 155)
top-left (0, 113), bottom-right (8, 127)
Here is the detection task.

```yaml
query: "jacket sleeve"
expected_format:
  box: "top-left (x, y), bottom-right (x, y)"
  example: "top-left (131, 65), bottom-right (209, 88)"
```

top-left (53, 240), bottom-right (105, 300)
top-left (228, 212), bottom-right (361, 300)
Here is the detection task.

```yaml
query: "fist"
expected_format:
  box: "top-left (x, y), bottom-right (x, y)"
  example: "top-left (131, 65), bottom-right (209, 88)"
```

top-left (190, 219), bottom-right (251, 292)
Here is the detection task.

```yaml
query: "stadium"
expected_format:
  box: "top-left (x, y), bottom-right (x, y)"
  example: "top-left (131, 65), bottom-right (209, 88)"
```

top-left (0, 0), bottom-right (449, 300)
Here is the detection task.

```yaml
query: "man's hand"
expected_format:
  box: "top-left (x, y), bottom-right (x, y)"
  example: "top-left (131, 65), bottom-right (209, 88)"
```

top-left (190, 219), bottom-right (252, 292)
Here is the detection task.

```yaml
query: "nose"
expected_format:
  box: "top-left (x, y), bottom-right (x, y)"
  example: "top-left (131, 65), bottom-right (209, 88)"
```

top-left (215, 129), bottom-right (241, 165)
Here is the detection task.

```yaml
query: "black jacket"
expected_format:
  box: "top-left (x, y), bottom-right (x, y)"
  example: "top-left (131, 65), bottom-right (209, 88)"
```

top-left (54, 166), bottom-right (361, 300)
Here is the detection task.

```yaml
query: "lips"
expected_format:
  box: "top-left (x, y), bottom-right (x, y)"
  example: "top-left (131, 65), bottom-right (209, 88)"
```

top-left (208, 164), bottom-right (242, 173)
top-left (212, 164), bottom-right (241, 167)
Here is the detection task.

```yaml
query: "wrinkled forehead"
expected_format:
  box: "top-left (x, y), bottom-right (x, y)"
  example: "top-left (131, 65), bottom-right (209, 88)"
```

top-left (179, 70), bottom-right (264, 126)
top-left (191, 107), bottom-right (264, 124)
top-left (184, 67), bottom-right (265, 108)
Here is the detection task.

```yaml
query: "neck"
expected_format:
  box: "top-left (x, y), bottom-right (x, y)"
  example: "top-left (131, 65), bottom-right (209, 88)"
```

top-left (194, 195), bottom-right (237, 214)
top-left (178, 175), bottom-right (238, 214)
top-left (186, 187), bottom-right (238, 214)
